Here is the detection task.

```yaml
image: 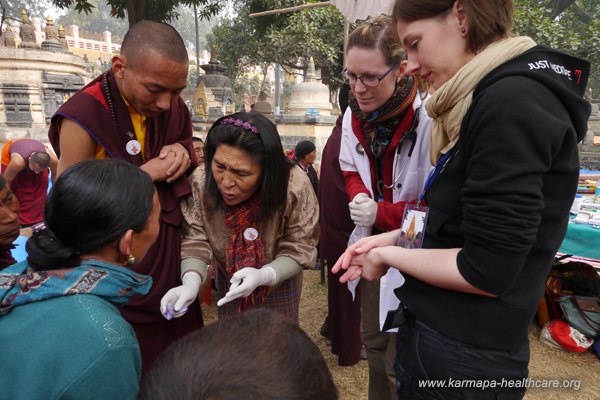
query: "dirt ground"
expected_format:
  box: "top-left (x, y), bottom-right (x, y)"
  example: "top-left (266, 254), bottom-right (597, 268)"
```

top-left (203, 269), bottom-right (599, 400)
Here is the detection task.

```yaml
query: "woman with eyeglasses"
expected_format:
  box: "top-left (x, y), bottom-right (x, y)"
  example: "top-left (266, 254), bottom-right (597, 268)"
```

top-left (338, 15), bottom-right (432, 400)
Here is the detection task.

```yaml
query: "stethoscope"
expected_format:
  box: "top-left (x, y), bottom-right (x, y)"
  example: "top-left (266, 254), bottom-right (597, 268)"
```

top-left (383, 107), bottom-right (420, 190)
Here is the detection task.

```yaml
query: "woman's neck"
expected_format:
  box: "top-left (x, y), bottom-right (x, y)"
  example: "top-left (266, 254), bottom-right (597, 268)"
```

top-left (81, 248), bottom-right (123, 265)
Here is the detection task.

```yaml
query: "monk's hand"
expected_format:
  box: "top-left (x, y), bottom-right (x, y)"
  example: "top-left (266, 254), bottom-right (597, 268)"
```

top-left (159, 143), bottom-right (191, 182)
top-left (217, 267), bottom-right (276, 307)
top-left (140, 152), bottom-right (177, 182)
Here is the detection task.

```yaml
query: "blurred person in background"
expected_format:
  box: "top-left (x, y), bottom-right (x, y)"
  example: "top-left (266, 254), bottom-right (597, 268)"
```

top-left (1, 138), bottom-right (57, 227)
top-left (0, 174), bottom-right (20, 270)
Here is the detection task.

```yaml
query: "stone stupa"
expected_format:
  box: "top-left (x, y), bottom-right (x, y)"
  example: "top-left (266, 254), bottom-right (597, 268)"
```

top-left (197, 45), bottom-right (234, 120)
top-left (286, 57), bottom-right (332, 116)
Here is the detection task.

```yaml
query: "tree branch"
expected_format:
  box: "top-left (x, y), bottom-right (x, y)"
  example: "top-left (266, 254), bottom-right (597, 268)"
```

top-left (249, 2), bottom-right (330, 18)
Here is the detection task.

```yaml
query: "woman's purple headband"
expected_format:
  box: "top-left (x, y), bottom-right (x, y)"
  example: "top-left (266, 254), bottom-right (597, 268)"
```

top-left (219, 118), bottom-right (260, 135)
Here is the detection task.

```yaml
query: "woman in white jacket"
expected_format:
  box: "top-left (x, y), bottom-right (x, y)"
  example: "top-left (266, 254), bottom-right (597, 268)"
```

top-left (338, 15), bottom-right (431, 400)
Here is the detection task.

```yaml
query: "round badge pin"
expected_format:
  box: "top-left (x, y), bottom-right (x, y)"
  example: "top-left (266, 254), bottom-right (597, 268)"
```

top-left (243, 227), bottom-right (259, 241)
top-left (126, 140), bottom-right (142, 155)
top-left (355, 143), bottom-right (364, 155)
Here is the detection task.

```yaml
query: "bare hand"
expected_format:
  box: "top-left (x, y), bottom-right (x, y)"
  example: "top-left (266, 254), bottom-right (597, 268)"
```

top-left (159, 143), bottom-right (191, 182)
top-left (335, 249), bottom-right (390, 283)
top-left (331, 229), bottom-right (398, 275)
top-left (141, 152), bottom-right (177, 182)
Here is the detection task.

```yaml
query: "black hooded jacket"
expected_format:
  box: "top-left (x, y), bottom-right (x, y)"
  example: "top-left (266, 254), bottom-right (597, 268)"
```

top-left (397, 46), bottom-right (591, 350)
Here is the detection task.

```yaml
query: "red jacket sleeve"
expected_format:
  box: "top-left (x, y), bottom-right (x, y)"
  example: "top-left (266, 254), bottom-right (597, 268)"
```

top-left (343, 171), bottom-right (369, 203)
top-left (375, 200), bottom-right (415, 232)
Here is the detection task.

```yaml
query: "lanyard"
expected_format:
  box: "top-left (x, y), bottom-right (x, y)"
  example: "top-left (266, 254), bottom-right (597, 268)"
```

top-left (417, 147), bottom-right (457, 207)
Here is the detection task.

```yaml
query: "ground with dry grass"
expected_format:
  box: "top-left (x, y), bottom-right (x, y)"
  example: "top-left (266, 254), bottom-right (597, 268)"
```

top-left (203, 269), bottom-right (599, 400)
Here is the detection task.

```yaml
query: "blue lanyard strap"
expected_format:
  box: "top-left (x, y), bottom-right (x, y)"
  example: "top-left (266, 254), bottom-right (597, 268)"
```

top-left (418, 148), bottom-right (457, 205)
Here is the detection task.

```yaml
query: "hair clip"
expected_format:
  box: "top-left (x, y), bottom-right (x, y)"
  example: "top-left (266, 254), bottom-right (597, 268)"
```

top-left (220, 118), bottom-right (260, 135)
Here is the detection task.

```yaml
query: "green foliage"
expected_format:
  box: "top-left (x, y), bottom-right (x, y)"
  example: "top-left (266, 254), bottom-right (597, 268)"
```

top-left (187, 67), bottom-right (198, 89)
top-left (514, 0), bottom-right (600, 100)
top-left (56, 0), bottom-right (127, 40)
top-left (170, 5), bottom-right (216, 51)
top-left (514, 0), bottom-right (599, 64)
top-left (212, 0), bottom-right (345, 110)
top-left (50, 0), bottom-right (222, 25)
top-left (213, 0), bottom-right (344, 87)
top-left (0, 0), bottom-right (53, 25)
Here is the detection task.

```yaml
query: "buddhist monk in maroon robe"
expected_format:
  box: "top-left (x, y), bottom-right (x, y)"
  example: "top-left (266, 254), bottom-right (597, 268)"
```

top-left (48, 21), bottom-right (203, 374)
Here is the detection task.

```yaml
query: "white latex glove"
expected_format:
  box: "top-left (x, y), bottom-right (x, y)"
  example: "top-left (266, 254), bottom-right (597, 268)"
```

top-left (160, 272), bottom-right (202, 320)
top-left (217, 266), bottom-right (277, 307)
top-left (348, 193), bottom-right (378, 227)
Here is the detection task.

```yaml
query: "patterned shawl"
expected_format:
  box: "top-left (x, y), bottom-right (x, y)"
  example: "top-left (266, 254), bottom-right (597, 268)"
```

top-left (0, 259), bottom-right (152, 315)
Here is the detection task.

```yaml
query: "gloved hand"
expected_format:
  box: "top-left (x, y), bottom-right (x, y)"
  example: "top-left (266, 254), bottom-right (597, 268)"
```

top-left (349, 193), bottom-right (378, 227)
top-left (160, 272), bottom-right (202, 320)
top-left (217, 266), bottom-right (277, 307)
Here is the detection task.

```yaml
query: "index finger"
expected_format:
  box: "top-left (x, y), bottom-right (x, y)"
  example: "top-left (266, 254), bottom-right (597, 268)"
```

top-left (330, 253), bottom-right (346, 274)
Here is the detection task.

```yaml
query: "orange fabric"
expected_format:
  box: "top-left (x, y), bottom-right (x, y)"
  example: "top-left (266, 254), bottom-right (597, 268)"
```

top-left (0, 140), bottom-right (15, 168)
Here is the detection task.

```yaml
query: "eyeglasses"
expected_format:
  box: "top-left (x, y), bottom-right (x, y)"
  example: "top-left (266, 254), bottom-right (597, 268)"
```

top-left (342, 63), bottom-right (400, 87)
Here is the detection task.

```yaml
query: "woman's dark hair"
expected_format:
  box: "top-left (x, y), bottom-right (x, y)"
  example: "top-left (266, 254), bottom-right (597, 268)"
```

top-left (392, 0), bottom-right (513, 53)
top-left (140, 309), bottom-right (338, 400)
top-left (204, 112), bottom-right (292, 222)
top-left (26, 159), bottom-right (155, 271)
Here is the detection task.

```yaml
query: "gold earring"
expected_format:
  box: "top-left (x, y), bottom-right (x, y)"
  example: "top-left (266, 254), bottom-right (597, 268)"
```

top-left (461, 28), bottom-right (466, 34)
top-left (124, 254), bottom-right (135, 266)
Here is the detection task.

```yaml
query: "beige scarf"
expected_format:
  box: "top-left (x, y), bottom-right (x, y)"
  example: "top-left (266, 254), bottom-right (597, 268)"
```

top-left (426, 36), bottom-right (536, 164)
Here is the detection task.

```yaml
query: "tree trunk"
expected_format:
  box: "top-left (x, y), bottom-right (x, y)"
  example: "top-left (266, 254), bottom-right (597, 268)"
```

top-left (126, 0), bottom-right (149, 26)
top-left (126, 0), bottom-right (136, 26)
top-left (259, 63), bottom-right (269, 99)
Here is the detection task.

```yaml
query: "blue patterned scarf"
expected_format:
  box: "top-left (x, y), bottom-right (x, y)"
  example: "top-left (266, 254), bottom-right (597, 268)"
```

top-left (0, 259), bottom-right (152, 315)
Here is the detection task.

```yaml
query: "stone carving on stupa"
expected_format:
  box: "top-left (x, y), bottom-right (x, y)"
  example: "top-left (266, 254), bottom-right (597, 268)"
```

top-left (58, 25), bottom-right (69, 52)
top-left (41, 16), bottom-right (63, 52)
top-left (18, 10), bottom-right (40, 49)
top-left (193, 77), bottom-right (208, 119)
top-left (3, 24), bottom-right (17, 48)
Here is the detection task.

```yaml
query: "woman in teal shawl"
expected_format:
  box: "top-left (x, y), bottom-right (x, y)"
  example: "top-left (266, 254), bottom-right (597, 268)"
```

top-left (0, 159), bottom-right (159, 400)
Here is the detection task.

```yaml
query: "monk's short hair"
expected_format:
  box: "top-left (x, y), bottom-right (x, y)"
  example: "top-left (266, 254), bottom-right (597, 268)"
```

top-left (30, 151), bottom-right (51, 169)
top-left (120, 21), bottom-right (188, 68)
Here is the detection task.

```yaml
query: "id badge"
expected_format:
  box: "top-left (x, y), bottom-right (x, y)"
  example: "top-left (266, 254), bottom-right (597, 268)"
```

top-left (395, 204), bottom-right (429, 249)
